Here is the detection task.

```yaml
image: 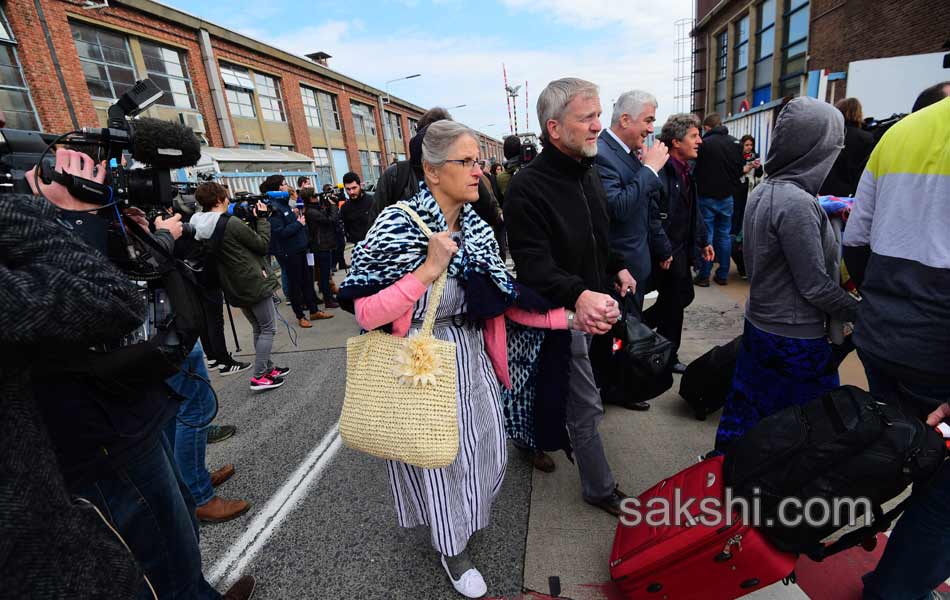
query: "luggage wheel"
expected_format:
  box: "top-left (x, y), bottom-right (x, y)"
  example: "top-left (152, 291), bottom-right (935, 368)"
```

top-left (861, 536), bottom-right (878, 552)
top-left (782, 571), bottom-right (797, 586)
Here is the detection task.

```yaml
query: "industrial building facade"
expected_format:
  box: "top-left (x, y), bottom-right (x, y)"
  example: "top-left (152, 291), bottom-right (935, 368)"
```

top-left (2, 0), bottom-right (502, 185)
top-left (691, 0), bottom-right (950, 120)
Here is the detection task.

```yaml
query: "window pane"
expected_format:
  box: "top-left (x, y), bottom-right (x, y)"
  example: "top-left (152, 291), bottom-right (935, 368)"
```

top-left (757, 26), bottom-right (775, 58)
top-left (733, 69), bottom-right (748, 94)
top-left (781, 75), bottom-right (803, 97)
top-left (714, 100), bottom-right (726, 115)
top-left (786, 4), bottom-right (809, 44)
top-left (716, 79), bottom-right (727, 102)
top-left (735, 43), bottom-right (749, 70)
top-left (755, 57), bottom-right (773, 88)
top-left (790, 0), bottom-right (808, 9)
top-left (759, 0), bottom-right (776, 28)
top-left (736, 16), bottom-right (750, 43)
top-left (5, 107), bottom-right (38, 130)
top-left (0, 63), bottom-right (24, 88)
top-left (108, 65), bottom-right (135, 84)
top-left (0, 87), bottom-right (31, 112)
top-left (0, 9), bottom-right (13, 42)
top-left (74, 39), bottom-right (103, 61)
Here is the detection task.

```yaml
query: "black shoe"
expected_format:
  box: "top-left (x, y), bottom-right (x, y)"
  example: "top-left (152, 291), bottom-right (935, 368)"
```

top-left (672, 361), bottom-right (688, 374)
top-left (693, 276), bottom-right (710, 287)
top-left (585, 486), bottom-right (629, 517)
top-left (219, 359), bottom-right (251, 376)
top-left (207, 424), bottom-right (237, 444)
top-left (714, 276), bottom-right (728, 286)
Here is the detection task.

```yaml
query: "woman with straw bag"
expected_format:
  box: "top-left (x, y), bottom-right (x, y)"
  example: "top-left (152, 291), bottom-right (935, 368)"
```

top-left (339, 120), bottom-right (569, 599)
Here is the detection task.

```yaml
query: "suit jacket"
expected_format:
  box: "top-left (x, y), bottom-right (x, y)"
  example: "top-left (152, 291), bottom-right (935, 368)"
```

top-left (594, 132), bottom-right (669, 290)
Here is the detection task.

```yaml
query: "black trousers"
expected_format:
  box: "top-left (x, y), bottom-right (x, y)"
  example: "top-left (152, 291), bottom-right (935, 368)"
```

top-left (279, 252), bottom-right (319, 318)
top-left (198, 288), bottom-right (229, 362)
top-left (643, 250), bottom-right (694, 360)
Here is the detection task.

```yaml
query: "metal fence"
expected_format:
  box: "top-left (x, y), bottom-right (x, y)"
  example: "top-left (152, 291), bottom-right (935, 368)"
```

top-left (214, 170), bottom-right (326, 194)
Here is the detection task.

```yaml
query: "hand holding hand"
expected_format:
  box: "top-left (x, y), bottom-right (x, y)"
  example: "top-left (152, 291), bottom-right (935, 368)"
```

top-left (574, 290), bottom-right (620, 335)
top-left (659, 256), bottom-right (673, 270)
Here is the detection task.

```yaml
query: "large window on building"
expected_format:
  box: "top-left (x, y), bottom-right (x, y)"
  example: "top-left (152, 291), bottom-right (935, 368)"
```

top-left (220, 63), bottom-right (256, 118)
top-left (301, 86), bottom-right (322, 128)
top-left (732, 15), bottom-right (750, 114)
top-left (408, 118), bottom-right (419, 138)
top-left (319, 91), bottom-right (341, 131)
top-left (140, 40), bottom-right (196, 109)
top-left (0, 8), bottom-right (39, 130)
top-left (358, 149), bottom-right (371, 180)
top-left (254, 73), bottom-right (285, 122)
top-left (350, 101), bottom-right (376, 138)
top-left (370, 151), bottom-right (382, 182)
top-left (312, 147), bottom-right (333, 185)
top-left (781, 0), bottom-right (809, 98)
top-left (384, 111), bottom-right (403, 143)
top-left (70, 21), bottom-right (136, 100)
top-left (753, 0), bottom-right (776, 106)
top-left (714, 30), bottom-right (728, 115)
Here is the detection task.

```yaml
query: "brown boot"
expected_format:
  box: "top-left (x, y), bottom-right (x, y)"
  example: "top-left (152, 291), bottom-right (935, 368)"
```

top-left (330, 280), bottom-right (340, 295)
top-left (298, 317), bottom-right (312, 328)
top-left (310, 311), bottom-right (334, 320)
top-left (532, 450), bottom-right (556, 473)
top-left (210, 464), bottom-right (235, 488)
top-left (196, 496), bottom-right (250, 524)
top-left (223, 575), bottom-right (256, 600)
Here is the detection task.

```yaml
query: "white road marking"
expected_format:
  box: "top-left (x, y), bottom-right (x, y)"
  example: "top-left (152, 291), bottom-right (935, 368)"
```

top-left (209, 422), bottom-right (342, 587)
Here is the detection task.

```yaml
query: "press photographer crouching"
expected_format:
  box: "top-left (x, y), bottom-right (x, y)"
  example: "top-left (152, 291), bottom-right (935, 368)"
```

top-left (21, 149), bottom-right (255, 600)
top-left (192, 182), bottom-right (290, 391)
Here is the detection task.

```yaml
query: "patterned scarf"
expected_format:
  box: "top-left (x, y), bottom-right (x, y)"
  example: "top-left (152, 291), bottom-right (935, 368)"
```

top-left (340, 183), bottom-right (516, 304)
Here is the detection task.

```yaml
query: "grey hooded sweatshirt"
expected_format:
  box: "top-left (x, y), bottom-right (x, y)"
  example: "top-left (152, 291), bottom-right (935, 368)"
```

top-left (743, 97), bottom-right (859, 339)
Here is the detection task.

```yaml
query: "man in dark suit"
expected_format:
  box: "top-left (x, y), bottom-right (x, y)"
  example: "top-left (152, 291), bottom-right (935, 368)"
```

top-left (594, 90), bottom-right (671, 307)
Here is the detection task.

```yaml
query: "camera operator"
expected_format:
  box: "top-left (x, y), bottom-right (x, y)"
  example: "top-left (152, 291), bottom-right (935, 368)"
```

top-left (302, 187), bottom-right (340, 309)
top-left (21, 149), bottom-right (255, 600)
top-left (192, 182), bottom-right (290, 391)
top-left (261, 175), bottom-right (328, 327)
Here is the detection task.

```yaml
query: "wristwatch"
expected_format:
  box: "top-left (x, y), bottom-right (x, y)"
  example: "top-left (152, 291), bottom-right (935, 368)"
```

top-left (566, 310), bottom-right (576, 330)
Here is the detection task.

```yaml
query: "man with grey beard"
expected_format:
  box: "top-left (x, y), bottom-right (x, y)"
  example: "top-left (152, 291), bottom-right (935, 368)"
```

top-left (505, 77), bottom-right (635, 516)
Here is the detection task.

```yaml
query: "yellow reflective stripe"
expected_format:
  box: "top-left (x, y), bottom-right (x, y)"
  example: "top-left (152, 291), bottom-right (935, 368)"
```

top-left (868, 98), bottom-right (950, 177)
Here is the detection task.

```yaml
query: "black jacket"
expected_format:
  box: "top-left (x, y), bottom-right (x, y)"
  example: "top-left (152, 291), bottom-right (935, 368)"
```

top-left (505, 143), bottom-right (626, 309)
top-left (694, 126), bottom-right (745, 199)
top-left (305, 200), bottom-right (341, 252)
top-left (819, 124), bottom-right (875, 197)
top-left (0, 194), bottom-right (142, 598)
top-left (656, 160), bottom-right (708, 265)
top-left (340, 191), bottom-right (377, 243)
top-left (268, 198), bottom-right (309, 256)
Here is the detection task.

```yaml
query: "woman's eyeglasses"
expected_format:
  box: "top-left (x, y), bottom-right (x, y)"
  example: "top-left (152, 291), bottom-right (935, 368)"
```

top-left (444, 158), bottom-right (486, 171)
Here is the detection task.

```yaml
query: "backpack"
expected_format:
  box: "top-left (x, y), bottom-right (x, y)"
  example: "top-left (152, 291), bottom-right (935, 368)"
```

top-left (723, 385), bottom-right (946, 556)
top-left (188, 214), bottom-right (230, 292)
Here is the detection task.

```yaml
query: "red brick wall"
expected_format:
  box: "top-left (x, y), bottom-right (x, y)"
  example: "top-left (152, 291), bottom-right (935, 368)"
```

top-left (9, 0), bottom-right (424, 173)
top-left (809, 0), bottom-right (950, 73)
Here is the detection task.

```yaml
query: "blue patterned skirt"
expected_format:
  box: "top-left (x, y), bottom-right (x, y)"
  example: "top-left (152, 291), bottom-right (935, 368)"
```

top-left (715, 319), bottom-right (839, 451)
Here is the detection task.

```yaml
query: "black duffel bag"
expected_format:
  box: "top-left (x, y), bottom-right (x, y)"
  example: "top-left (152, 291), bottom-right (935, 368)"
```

top-left (678, 335), bottom-right (741, 420)
top-left (723, 385), bottom-right (946, 557)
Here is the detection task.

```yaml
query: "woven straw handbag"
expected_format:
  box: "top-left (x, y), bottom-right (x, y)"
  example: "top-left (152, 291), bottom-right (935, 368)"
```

top-left (339, 203), bottom-right (459, 469)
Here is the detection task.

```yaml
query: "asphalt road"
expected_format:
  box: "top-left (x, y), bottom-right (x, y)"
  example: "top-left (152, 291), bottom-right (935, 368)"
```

top-left (201, 341), bottom-right (533, 600)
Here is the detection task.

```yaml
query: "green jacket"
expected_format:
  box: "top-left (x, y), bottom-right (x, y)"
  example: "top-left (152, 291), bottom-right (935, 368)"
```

top-left (495, 162), bottom-right (520, 199)
top-left (217, 216), bottom-right (279, 308)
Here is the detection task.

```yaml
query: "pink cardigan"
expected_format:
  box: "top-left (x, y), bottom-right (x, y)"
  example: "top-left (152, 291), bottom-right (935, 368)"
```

top-left (354, 273), bottom-right (567, 390)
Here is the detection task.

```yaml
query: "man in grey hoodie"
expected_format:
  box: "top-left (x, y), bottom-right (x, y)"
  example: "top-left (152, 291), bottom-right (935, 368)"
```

top-left (715, 97), bottom-right (859, 450)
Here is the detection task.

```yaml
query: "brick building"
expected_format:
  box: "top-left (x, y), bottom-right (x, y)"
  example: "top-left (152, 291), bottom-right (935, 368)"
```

top-left (0, 0), bottom-right (502, 185)
top-left (691, 0), bottom-right (950, 119)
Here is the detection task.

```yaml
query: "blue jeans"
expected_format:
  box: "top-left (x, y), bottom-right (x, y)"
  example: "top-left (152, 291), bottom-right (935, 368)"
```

top-left (164, 341), bottom-right (215, 507)
top-left (698, 196), bottom-right (733, 281)
top-left (72, 436), bottom-right (220, 599)
top-left (861, 353), bottom-right (950, 599)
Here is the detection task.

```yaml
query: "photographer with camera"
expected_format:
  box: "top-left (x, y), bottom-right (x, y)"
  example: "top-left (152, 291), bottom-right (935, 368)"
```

top-left (261, 175), bottom-right (329, 327)
top-left (192, 182), bottom-right (291, 391)
top-left (302, 187), bottom-right (341, 309)
top-left (20, 148), bottom-right (255, 599)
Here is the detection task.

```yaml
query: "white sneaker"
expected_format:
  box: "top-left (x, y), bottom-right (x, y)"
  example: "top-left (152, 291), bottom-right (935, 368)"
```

top-left (440, 554), bottom-right (487, 598)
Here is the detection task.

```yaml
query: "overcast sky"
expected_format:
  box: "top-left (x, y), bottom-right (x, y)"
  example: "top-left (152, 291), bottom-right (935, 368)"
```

top-left (160, 0), bottom-right (694, 141)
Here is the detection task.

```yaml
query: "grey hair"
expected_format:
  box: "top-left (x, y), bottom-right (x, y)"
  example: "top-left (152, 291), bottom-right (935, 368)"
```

top-left (611, 90), bottom-right (658, 126)
top-left (422, 120), bottom-right (478, 167)
top-left (537, 77), bottom-right (599, 136)
top-left (659, 113), bottom-right (701, 146)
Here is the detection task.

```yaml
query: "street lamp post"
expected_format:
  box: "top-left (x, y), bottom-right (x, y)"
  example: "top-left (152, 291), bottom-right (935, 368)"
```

top-left (379, 74), bottom-right (421, 169)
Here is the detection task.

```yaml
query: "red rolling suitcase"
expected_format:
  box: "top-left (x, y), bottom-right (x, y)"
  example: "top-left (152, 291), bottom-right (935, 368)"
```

top-left (609, 456), bottom-right (798, 599)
